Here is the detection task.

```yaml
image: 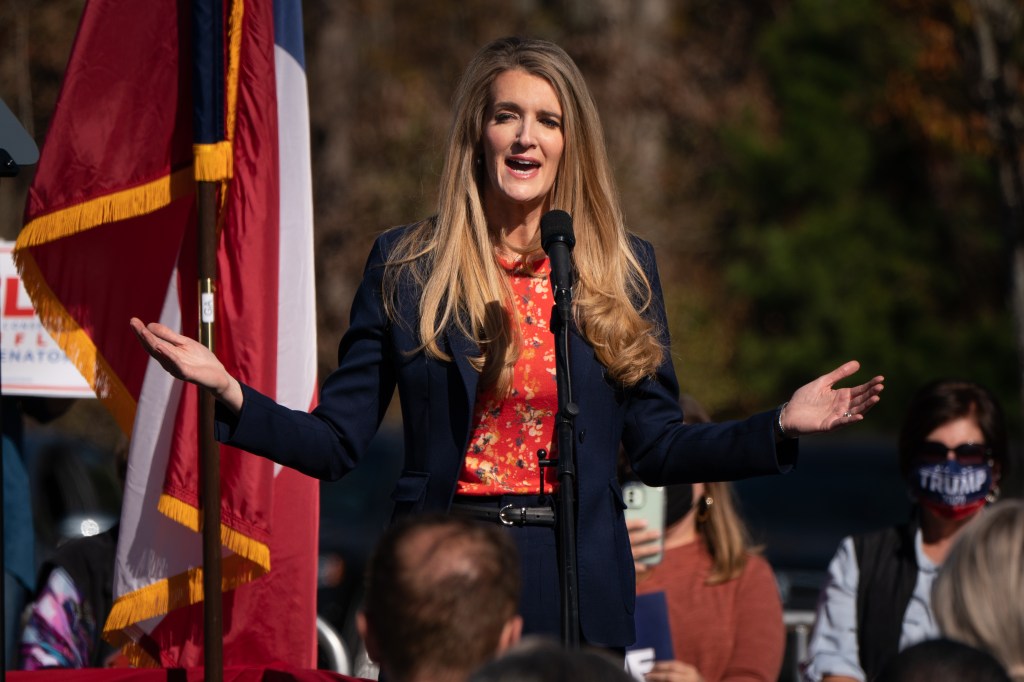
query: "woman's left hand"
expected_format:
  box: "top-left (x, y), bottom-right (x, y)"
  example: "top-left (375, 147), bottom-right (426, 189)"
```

top-left (779, 360), bottom-right (884, 437)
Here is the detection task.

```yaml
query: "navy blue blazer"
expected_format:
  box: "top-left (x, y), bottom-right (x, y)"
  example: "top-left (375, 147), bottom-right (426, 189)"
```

top-left (215, 225), bottom-right (797, 647)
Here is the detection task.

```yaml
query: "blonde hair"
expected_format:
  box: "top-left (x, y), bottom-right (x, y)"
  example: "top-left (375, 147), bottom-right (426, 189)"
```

top-left (932, 499), bottom-right (1024, 680)
top-left (382, 37), bottom-right (664, 392)
top-left (678, 395), bottom-right (760, 585)
top-left (697, 481), bottom-right (760, 585)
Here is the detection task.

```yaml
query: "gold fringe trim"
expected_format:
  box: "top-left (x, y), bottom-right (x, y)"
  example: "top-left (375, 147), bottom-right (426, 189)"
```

top-left (221, 522), bottom-right (271, 571)
top-left (103, 553), bottom-right (267, 667)
top-left (204, 0), bottom-right (245, 219)
top-left (191, 0), bottom-right (243, 184)
top-left (225, 0), bottom-right (244, 146)
top-left (11, 250), bottom-right (137, 435)
top-left (192, 1), bottom-right (244, 223)
top-left (16, 167), bottom-right (195, 249)
top-left (101, 626), bottom-right (158, 667)
top-left (119, 640), bottom-right (159, 669)
top-left (157, 492), bottom-right (200, 531)
top-left (104, 566), bottom-right (203, 632)
top-left (103, 627), bottom-right (161, 668)
top-left (194, 141), bottom-right (234, 180)
top-left (158, 493), bottom-right (272, 571)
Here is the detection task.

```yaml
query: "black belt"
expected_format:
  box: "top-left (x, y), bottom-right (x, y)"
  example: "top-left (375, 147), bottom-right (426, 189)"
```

top-left (449, 498), bottom-right (556, 527)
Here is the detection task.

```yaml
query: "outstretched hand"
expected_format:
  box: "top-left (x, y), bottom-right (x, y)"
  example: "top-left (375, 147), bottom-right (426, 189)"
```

top-left (129, 318), bottom-right (244, 413)
top-left (780, 360), bottom-right (883, 437)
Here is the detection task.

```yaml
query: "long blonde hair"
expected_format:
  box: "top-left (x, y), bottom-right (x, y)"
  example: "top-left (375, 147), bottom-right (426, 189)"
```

top-left (697, 481), bottom-right (760, 585)
top-left (382, 37), bottom-right (664, 392)
top-left (678, 395), bottom-right (760, 585)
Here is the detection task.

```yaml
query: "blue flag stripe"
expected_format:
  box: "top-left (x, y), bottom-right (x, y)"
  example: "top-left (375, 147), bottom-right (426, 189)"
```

top-left (273, 0), bottom-right (305, 71)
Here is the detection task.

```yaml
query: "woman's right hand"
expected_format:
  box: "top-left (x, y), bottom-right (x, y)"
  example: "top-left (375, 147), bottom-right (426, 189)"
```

top-left (626, 517), bottom-right (662, 577)
top-left (130, 318), bottom-right (244, 413)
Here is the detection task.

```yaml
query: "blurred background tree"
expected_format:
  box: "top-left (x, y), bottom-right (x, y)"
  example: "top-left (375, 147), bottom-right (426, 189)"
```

top-left (715, 0), bottom-right (1020, 427)
top-left (2, 0), bottom-right (1021, 450)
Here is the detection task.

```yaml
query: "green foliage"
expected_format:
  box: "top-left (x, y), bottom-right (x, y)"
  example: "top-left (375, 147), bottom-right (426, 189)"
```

top-left (713, 0), bottom-right (1019, 431)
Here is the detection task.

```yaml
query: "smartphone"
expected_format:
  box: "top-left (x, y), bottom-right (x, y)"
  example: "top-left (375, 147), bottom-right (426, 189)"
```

top-left (622, 481), bottom-right (665, 566)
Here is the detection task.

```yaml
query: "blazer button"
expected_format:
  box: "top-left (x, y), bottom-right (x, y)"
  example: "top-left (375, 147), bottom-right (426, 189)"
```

top-left (578, 429), bottom-right (586, 443)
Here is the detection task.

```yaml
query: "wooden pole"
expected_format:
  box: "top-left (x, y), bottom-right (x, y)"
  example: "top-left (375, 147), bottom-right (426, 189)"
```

top-left (197, 179), bottom-right (223, 682)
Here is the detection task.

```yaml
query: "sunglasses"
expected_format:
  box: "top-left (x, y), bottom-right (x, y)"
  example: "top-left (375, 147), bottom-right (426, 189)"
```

top-left (916, 441), bottom-right (991, 465)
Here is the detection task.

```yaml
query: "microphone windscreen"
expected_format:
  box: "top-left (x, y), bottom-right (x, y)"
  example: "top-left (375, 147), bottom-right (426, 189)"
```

top-left (540, 210), bottom-right (575, 252)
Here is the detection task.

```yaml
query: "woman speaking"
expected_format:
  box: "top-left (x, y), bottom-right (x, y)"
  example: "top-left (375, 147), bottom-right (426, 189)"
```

top-left (131, 36), bottom-right (883, 649)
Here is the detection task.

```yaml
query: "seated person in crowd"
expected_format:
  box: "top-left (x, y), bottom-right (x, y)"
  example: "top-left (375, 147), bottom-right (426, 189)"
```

top-left (802, 379), bottom-right (1007, 682)
top-left (19, 524), bottom-right (122, 669)
top-left (875, 638), bottom-right (1012, 682)
top-left (468, 636), bottom-right (635, 682)
top-left (19, 439), bottom-right (128, 669)
top-left (626, 395), bottom-right (785, 682)
top-left (932, 499), bottom-right (1024, 682)
top-left (357, 514), bottom-right (523, 682)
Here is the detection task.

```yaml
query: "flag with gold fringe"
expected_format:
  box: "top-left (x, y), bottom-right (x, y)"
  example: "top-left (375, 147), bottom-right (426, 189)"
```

top-left (15, 0), bottom-right (319, 667)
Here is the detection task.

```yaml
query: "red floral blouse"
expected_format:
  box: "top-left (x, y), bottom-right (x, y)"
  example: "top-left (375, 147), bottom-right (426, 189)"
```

top-left (456, 254), bottom-right (559, 495)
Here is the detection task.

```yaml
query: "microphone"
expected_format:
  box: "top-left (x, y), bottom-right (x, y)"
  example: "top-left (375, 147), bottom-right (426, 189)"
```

top-left (540, 210), bottom-right (575, 297)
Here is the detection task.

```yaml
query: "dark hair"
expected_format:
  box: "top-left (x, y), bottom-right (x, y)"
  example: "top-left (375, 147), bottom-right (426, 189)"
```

top-left (468, 636), bottom-right (634, 682)
top-left (897, 379), bottom-right (1008, 479)
top-left (363, 514), bottom-right (521, 680)
top-left (876, 638), bottom-right (1012, 682)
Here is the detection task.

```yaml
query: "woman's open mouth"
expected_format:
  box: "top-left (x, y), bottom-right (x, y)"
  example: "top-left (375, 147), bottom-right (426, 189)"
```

top-left (506, 157), bottom-right (540, 176)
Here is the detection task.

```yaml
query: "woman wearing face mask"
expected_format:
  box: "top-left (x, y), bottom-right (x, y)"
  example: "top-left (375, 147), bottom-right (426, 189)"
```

top-left (802, 379), bottom-right (1007, 682)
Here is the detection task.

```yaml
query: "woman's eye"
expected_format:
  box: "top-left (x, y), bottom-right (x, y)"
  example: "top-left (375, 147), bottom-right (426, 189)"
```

top-left (541, 118), bottom-right (562, 129)
top-left (495, 112), bottom-right (516, 123)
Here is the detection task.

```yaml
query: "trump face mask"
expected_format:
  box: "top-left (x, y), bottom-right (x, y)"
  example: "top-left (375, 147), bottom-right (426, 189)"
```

top-left (911, 459), bottom-right (993, 520)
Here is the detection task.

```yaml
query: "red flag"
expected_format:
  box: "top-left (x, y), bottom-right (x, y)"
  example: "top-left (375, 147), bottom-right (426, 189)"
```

top-left (15, 0), bottom-right (319, 667)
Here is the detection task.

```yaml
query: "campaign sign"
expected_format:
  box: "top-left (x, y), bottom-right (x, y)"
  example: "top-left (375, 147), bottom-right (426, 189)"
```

top-left (624, 591), bottom-right (675, 681)
top-left (1, 241), bottom-right (95, 398)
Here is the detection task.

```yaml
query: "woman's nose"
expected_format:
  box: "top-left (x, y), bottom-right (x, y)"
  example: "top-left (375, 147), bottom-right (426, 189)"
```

top-left (516, 119), bottom-right (536, 148)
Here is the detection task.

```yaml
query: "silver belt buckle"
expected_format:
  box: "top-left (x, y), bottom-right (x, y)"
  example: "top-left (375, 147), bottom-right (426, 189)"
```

top-left (498, 504), bottom-right (522, 526)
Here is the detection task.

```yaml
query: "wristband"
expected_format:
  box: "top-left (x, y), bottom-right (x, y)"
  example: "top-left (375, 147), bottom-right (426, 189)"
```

top-left (776, 401), bottom-right (791, 439)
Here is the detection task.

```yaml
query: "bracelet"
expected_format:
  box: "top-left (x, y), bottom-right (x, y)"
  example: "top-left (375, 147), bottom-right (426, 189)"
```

top-left (776, 401), bottom-right (791, 439)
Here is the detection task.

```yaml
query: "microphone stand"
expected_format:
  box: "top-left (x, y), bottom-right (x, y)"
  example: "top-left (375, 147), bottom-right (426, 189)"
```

top-left (550, 276), bottom-right (581, 648)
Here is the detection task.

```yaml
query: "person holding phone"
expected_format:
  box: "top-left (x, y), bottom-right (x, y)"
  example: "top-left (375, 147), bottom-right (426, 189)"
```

top-left (625, 396), bottom-right (785, 682)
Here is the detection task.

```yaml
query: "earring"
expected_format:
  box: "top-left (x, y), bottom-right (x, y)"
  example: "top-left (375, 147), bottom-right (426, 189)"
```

top-left (986, 484), bottom-right (1001, 504)
top-left (696, 495), bottom-right (713, 523)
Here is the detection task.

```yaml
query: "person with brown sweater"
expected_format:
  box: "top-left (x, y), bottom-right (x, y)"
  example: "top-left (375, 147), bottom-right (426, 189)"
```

top-left (627, 396), bottom-right (785, 682)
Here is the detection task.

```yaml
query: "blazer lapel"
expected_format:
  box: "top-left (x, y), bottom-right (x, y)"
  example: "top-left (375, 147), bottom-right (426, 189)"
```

top-left (447, 327), bottom-right (480, 405)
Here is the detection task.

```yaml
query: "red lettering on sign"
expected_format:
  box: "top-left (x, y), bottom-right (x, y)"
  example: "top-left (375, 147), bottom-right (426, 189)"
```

top-left (4, 277), bottom-right (35, 317)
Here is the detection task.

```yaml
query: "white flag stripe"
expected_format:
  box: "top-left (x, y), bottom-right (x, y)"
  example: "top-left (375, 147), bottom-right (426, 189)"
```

top-left (274, 40), bottom-right (317, 415)
top-left (115, 268), bottom-right (190, 636)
